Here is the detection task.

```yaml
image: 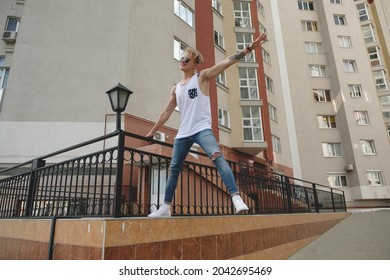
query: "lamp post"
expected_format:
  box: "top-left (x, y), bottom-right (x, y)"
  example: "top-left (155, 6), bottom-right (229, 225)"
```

top-left (106, 83), bottom-right (133, 218)
top-left (106, 83), bottom-right (133, 131)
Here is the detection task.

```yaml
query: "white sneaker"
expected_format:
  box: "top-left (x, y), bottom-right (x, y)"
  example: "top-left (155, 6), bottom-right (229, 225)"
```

top-left (232, 195), bottom-right (249, 213)
top-left (148, 203), bottom-right (171, 218)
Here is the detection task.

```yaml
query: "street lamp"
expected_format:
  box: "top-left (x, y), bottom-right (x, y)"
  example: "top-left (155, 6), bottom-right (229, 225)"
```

top-left (106, 83), bottom-right (133, 131)
top-left (106, 83), bottom-right (133, 218)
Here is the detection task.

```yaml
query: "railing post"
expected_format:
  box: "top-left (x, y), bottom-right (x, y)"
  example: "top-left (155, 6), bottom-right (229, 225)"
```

top-left (312, 183), bottom-right (320, 213)
top-left (284, 176), bottom-right (293, 213)
top-left (25, 159), bottom-right (46, 217)
top-left (114, 130), bottom-right (125, 218)
top-left (342, 191), bottom-right (347, 212)
top-left (331, 188), bottom-right (335, 212)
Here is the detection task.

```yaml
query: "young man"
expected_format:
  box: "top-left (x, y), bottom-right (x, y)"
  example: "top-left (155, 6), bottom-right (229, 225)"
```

top-left (146, 33), bottom-right (268, 218)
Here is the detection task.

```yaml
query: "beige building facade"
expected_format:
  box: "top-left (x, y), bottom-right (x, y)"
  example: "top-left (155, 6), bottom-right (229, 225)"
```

top-left (1, 0), bottom-right (389, 208)
top-left (264, 0), bottom-right (390, 207)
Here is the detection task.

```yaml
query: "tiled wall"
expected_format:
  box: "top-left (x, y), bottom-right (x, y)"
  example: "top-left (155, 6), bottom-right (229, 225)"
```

top-left (0, 212), bottom-right (350, 260)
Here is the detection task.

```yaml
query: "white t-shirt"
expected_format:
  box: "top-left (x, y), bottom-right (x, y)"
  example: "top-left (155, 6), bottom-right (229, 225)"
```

top-left (175, 74), bottom-right (212, 138)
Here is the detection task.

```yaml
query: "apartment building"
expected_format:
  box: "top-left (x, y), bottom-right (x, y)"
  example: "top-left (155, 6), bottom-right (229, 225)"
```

top-left (1, 0), bottom-right (389, 208)
top-left (262, 0), bottom-right (390, 207)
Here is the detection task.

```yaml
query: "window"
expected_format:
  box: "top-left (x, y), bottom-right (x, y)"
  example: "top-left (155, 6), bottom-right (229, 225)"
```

top-left (262, 49), bottom-right (271, 65)
top-left (343, 60), bottom-right (358, 72)
top-left (239, 68), bottom-right (259, 100)
top-left (313, 89), bottom-right (332, 102)
top-left (330, 0), bottom-right (342, 4)
top-left (5, 17), bottom-right (19, 32)
top-left (373, 70), bottom-right (389, 91)
top-left (0, 63), bottom-right (8, 109)
top-left (265, 75), bottom-right (274, 93)
top-left (174, 0), bottom-right (194, 27)
top-left (173, 38), bottom-right (186, 61)
top-left (216, 71), bottom-right (226, 86)
top-left (334, 15), bottom-right (347, 25)
top-left (367, 171), bottom-right (383, 186)
top-left (218, 107), bottom-right (230, 128)
top-left (322, 143), bottom-right (342, 157)
top-left (242, 106), bottom-right (263, 141)
top-left (257, 1), bottom-right (265, 17)
top-left (305, 42), bottom-right (323, 54)
top-left (0, 68), bottom-right (8, 90)
top-left (302, 21), bottom-right (318, 31)
top-left (236, 33), bottom-right (255, 62)
top-left (298, 1), bottom-right (314, 10)
top-left (362, 24), bottom-right (375, 43)
top-left (214, 30), bottom-right (225, 49)
top-left (234, 2), bottom-right (252, 28)
top-left (349, 84), bottom-right (363, 98)
top-left (260, 24), bottom-right (267, 35)
top-left (380, 95), bottom-right (390, 112)
top-left (338, 36), bottom-right (352, 48)
top-left (269, 104), bottom-right (278, 122)
top-left (387, 124), bottom-right (390, 138)
top-left (318, 115), bottom-right (336, 128)
top-left (327, 174), bottom-right (347, 188)
top-left (354, 111), bottom-right (369, 125)
top-left (0, 57), bottom-right (9, 91)
top-left (367, 46), bottom-right (382, 67)
top-left (360, 140), bottom-right (376, 155)
top-left (272, 135), bottom-right (281, 153)
top-left (212, 0), bottom-right (223, 15)
top-left (357, 3), bottom-right (369, 22)
top-left (381, 101), bottom-right (389, 118)
top-left (310, 65), bottom-right (327, 77)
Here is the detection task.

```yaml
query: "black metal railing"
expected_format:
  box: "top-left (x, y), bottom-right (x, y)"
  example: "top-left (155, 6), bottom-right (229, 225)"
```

top-left (0, 130), bottom-right (346, 219)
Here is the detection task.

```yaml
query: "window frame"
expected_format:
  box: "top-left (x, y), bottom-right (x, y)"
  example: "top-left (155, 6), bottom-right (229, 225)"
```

top-left (174, 0), bottom-right (194, 28)
top-left (298, 1), bottom-right (314, 11)
top-left (360, 140), bottom-right (376, 155)
top-left (272, 135), bottom-right (281, 153)
top-left (354, 111), bottom-right (370, 125)
top-left (318, 115), bottom-right (337, 129)
top-left (367, 171), bottom-right (383, 186)
top-left (239, 68), bottom-right (259, 100)
top-left (334, 14), bottom-right (347, 26)
top-left (236, 33), bottom-right (255, 62)
top-left (338, 36), bottom-right (352, 48)
top-left (234, 1), bottom-right (252, 28)
top-left (305, 42), bottom-right (323, 54)
top-left (302, 20), bottom-right (319, 32)
top-left (242, 106), bottom-right (263, 141)
top-left (313, 89), bottom-right (332, 102)
top-left (269, 104), bottom-right (278, 122)
top-left (218, 107), bottom-right (230, 128)
top-left (343, 60), bottom-right (358, 73)
top-left (322, 142), bottom-right (343, 157)
top-left (357, 3), bottom-right (370, 22)
top-left (214, 30), bottom-right (225, 50)
top-left (310, 65), bottom-right (327, 77)
top-left (349, 84), bottom-right (363, 98)
top-left (327, 173), bottom-right (348, 188)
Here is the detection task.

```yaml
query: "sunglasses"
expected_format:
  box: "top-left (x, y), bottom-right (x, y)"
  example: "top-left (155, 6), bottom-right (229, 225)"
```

top-left (180, 57), bottom-right (191, 64)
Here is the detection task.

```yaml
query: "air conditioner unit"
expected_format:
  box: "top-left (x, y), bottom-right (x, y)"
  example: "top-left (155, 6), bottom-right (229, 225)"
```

top-left (153, 131), bottom-right (165, 142)
top-left (346, 163), bottom-right (354, 172)
top-left (2, 31), bottom-right (17, 43)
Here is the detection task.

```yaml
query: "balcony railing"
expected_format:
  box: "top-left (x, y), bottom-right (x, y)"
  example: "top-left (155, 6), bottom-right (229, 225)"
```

top-left (0, 131), bottom-right (346, 219)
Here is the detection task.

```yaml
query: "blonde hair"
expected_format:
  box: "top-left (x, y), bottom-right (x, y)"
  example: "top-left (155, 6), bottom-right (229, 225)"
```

top-left (184, 47), bottom-right (204, 65)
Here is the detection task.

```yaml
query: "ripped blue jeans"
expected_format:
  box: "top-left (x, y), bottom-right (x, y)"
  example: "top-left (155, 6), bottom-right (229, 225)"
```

top-left (164, 129), bottom-right (239, 203)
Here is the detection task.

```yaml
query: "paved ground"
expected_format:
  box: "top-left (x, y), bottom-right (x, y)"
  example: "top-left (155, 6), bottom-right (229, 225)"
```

top-left (289, 208), bottom-right (390, 260)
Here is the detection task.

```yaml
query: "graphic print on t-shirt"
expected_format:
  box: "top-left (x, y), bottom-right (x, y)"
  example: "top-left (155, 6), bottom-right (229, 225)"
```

top-left (188, 88), bottom-right (198, 99)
